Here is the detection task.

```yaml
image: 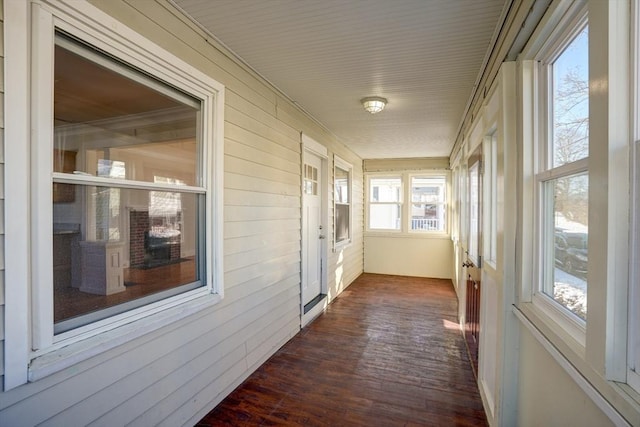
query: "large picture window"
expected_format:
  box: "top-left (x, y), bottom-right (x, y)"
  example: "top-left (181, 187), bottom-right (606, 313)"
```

top-left (51, 34), bottom-right (207, 333)
top-left (5, 1), bottom-right (227, 372)
top-left (536, 16), bottom-right (589, 322)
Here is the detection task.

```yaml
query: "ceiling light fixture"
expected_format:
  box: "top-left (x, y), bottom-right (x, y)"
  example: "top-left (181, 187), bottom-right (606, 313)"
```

top-left (361, 96), bottom-right (387, 114)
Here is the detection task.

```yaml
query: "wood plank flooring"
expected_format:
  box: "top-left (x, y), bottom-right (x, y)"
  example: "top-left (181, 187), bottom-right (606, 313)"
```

top-left (197, 273), bottom-right (487, 426)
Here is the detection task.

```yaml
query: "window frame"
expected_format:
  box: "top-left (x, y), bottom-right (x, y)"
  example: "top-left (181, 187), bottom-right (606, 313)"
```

top-left (366, 174), bottom-right (404, 232)
top-left (365, 171), bottom-right (449, 236)
top-left (629, 0), bottom-right (640, 394)
top-left (529, 7), bottom-right (590, 345)
top-left (333, 155), bottom-right (353, 249)
top-left (483, 129), bottom-right (498, 267)
top-left (50, 33), bottom-right (208, 336)
top-left (408, 174), bottom-right (448, 234)
top-left (5, 0), bottom-right (225, 389)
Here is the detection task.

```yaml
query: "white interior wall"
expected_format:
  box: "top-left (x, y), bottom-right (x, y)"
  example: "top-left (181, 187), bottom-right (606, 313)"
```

top-left (363, 157), bottom-right (453, 279)
top-left (517, 327), bottom-right (614, 427)
top-left (364, 235), bottom-right (452, 278)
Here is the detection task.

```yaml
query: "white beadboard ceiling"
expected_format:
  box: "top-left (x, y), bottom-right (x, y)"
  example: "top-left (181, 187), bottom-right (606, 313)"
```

top-left (172, 0), bottom-right (509, 159)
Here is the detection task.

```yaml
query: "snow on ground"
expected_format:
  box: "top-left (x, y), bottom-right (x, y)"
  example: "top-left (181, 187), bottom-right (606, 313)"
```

top-left (554, 267), bottom-right (587, 319)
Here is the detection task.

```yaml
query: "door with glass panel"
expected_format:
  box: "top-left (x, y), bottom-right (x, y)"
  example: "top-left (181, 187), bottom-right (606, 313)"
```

top-left (465, 146), bottom-right (483, 374)
top-left (302, 151), bottom-right (325, 309)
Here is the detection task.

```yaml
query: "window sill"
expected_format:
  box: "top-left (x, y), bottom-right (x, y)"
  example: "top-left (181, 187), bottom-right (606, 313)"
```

top-left (364, 231), bottom-right (451, 240)
top-left (333, 239), bottom-right (352, 252)
top-left (28, 292), bottom-right (221, 382)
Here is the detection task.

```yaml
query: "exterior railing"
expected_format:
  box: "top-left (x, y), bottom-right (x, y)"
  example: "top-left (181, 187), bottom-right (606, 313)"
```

top-left (411, 218), bottom-right (440, 230)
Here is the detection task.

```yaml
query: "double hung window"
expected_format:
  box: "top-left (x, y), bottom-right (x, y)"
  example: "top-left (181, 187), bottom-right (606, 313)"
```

top-left (3, 1), bottom-right (224, 385)
top-left (410, 176), bottom-right (446, 232)
top-left (535, 16), bottom-right (589, 322)
top-left (334, 156), bottom-right (352, 246)
top-left (367, 173), bottom-right (448, 233)
top-left (50, 34), bottom-right (208, 334)
top-left (368, 176), bottom-right (402, 231)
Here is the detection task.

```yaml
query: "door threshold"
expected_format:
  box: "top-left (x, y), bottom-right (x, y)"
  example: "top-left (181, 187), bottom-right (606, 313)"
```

top-left (304, 294), bottom-right (327, 314)
top-left (302, 294), bottom-right (327, 328)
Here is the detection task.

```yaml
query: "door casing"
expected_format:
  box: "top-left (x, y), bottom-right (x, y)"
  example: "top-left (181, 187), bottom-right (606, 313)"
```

top-left (301, 134), bottom-right (328, 327)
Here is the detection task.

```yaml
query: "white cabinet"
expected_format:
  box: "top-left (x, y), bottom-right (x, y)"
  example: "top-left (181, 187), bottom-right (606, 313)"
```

top-left (78, 241), bottom-right (125, 295)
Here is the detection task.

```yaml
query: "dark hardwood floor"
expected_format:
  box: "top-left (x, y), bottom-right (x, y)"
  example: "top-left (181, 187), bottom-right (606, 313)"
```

top-left (197, 273), bottom-right (487, 427)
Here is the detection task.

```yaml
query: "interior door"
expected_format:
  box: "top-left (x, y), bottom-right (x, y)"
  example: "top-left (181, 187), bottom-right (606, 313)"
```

top-left (302, 151), bottom-right (324, 307)
top-left (465, 147), bottom-right (483, 375)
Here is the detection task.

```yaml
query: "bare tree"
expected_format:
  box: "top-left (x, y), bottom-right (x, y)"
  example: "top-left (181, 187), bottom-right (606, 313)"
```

top-left (553, 67), bottom-right (589, 225)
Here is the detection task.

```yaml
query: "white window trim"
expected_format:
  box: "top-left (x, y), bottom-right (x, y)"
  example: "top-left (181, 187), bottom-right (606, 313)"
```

top-left (524, 3), bottom-right (589, 347)
top-left (629, 0), bottom-right (640, 394)
top-left (4, 0), bottom-right (225, 389)
top-left (407, 173), bottom-right (449, 235)
top-left (483, 129), bottom-right (498, 268)
top-left (519, 1), bottom-right (640, 421)
top-left (333, 155), bottom-right (352, 250)
top-left (365, 173), bottom-right (404, 233)
top-left (365, 171), bottom-right (450, 238)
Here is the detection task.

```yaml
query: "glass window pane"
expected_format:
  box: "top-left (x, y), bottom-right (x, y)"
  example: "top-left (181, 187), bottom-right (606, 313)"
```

top-left (335, 203), bottom-right (350, 243)
top-left (411, 203), bottom-right (445, 231)
top-left (547, 173), bottom-right (588, 320)
top-left (53, 40), bottom-right (200, 187)
top-left (370, 177), bottom-right (401, 202)
top-left (411, 176), bottom-right (445, 232)
top-left (552, 25), bottom-right (589, 167)
top-left (335, 166), bottom-right (349, 204)
top-left (370, 204), bottom-right (401, 230)
top-left (411, 177), bottom-right (444, 203)
top-left (53, 184), bottom-right (203, 331)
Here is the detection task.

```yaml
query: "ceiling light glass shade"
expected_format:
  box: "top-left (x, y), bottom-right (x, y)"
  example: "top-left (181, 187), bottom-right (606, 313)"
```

top-left (361, 97), bottom-right (387, 114)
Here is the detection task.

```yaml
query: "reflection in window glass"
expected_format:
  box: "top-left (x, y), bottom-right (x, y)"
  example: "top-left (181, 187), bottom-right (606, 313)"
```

top-left (52, 34), bottom-right (204, 334)
top-left (335, 167), bottom-right (349, 204)
top-left (335, 165), bottom-right (350, 244)
top-left (547, 173), bottom-right (588, 320)
top-left (53, 186), bottom-right (201, 332)
top-left (53, 41), bottom-right (199, 186)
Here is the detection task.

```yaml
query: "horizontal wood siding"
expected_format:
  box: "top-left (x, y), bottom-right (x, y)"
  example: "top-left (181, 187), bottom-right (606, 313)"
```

top-left (0, 0), bottom-right (363, 425)
top-left (328, 158), bottom-right (364, 297)
top-left (273, 94), bottom-right (365, 303)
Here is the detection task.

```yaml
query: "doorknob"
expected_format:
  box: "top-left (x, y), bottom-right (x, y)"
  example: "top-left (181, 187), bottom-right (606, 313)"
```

top-left (319, 235), bottom-right (326, 239)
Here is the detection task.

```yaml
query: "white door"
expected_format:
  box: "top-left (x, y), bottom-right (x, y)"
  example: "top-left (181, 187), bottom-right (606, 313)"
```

top-left (302, 151), bottom-right (324, 306)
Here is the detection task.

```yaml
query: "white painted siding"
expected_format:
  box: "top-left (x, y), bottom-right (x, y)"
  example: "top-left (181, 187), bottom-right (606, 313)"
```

top-left (328, 151), bottom-right (364, 299)
top-left (0, 0), bottom-right (362, 424)
top-left (0, 0), bottom-right (5, 387)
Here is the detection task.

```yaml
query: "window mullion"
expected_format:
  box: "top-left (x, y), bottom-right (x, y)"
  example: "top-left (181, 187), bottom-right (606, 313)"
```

top-left (52, 173), bottom-right (206, 194)
top-left (32, 5), bottom-right (56, 351)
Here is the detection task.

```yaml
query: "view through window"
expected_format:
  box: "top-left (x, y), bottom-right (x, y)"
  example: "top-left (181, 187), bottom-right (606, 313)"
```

top-left (52, 34), bottom-right (205, 333)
